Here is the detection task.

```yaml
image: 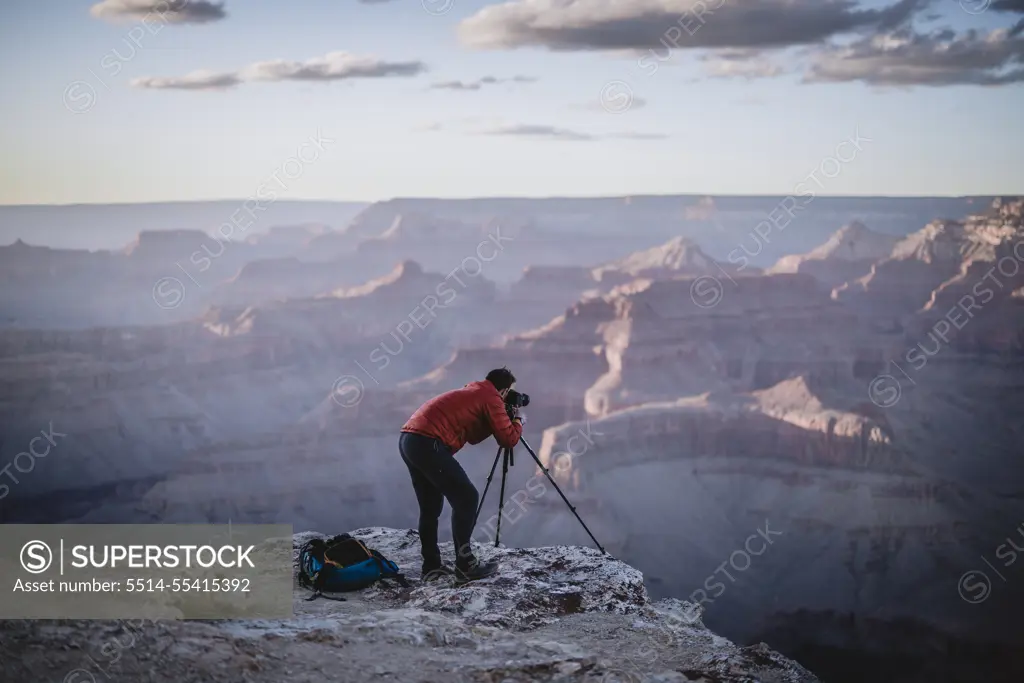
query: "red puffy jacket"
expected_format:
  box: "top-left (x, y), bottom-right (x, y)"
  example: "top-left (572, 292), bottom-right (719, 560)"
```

top-left (401, 380), bottom-right (523, 455)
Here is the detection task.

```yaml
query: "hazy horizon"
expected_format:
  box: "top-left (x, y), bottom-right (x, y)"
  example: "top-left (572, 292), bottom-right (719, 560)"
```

top-left (1, 192), bottom-right (1018, 208)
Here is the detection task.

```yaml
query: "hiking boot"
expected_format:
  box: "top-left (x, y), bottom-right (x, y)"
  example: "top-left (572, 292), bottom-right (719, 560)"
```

top-left (421, 564), bottom-right (454, 582)
top-left (454, 558), bottom-right (499, 585)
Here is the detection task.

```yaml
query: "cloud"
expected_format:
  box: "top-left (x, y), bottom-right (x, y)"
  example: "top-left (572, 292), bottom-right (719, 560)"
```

top-left (458, 0), bottom-right (927, 52)
top-left (429, 75), bottom-right (537, 90)
top-left (90, 0), bottom-right (227, 24)
top-left (132, 51), bottom-right (428, 90)
top-left (701, 49), bottom-right (785, 79)
top-left (482, 124), bottom-right (594, 140)
top-left (993, 0), bottom-right (1024, 11)
top-left (477, 124), bottom-right (667, 141)
top-left (455, 0), bottom-right (1024, 88)
top-left (705, 59), bottom-right (784, 79)
top-left (991, 0), bottom-right (1024, 37)
top-left (806, 27), bottom-right (1024, 86)
top-left (240, 52), bottom-right (426, 81)
top-left (132, 70), bottom-right (240, 90)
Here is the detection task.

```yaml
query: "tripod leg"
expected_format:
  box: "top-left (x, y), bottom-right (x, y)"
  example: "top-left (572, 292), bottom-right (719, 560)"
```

top-left (494, 448), bottom-right (510, 547)
top-left (518, 437), bottom-right (607, 554)
top-left (475, 447), bottom-right (503, 528)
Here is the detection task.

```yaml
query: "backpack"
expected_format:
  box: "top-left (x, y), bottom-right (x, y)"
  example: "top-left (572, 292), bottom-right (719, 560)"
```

top-left (298, 534), bottom-right (409, 601)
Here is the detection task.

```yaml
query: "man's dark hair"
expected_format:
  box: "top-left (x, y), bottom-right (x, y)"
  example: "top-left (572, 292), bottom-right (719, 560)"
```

top-left (485, 367), bottom-right (516, 392)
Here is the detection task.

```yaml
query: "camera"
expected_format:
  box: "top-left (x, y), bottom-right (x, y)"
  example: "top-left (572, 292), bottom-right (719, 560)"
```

top-left (504, 389), bottom-right (529, 409)
top-left (504, 389), bottom-right (529, 421)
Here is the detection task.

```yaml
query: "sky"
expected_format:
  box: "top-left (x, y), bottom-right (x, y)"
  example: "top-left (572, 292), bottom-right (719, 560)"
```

top-left (0, 0), bottom-right (1022, 204)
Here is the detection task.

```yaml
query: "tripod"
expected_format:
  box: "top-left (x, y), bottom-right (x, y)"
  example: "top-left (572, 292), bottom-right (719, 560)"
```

top-left (474, 435), bottom-right (606, 554)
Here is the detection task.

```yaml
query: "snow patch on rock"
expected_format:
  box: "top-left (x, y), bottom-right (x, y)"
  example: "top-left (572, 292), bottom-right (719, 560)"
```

top-left (294, 527), bottom-right (648, 629)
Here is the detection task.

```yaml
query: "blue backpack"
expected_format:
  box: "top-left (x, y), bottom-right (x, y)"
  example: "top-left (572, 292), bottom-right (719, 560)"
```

top-left (298, 534), bottom-right (409, 601)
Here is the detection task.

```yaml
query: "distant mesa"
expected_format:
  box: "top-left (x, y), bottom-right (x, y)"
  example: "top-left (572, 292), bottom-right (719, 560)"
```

top-left (342, 202), bottom-right (500, 243)
top-left (270, 223), bottom-right (330, 236)
top-left (514, 264), bottom-right (598, 289)
top-left (244, 223), bottom-right (331, 246)
top-left (911, 198), bottom-right (1024, 344)
top-left (771, 221), bottom-right (897, 268)
top-left (887, 219), bottom-right (969, 265)
top-left (229, 256), bottom-right (306, 283)
top-left (989, 196), bottom-right (1024, 218)
top-left (0, 238), bottom-right (51, 267)
top-left (502, 237), bottom-right (754, 340)
top-left (0, 236), bottom-right (113, 279)
top-left (354, 213), bottom-right (492, 251)
top-left (769, 221), bottom-right (899, 287)
top-left (328, 259), bottom-right (428, 298)
top-left (836, 198), bottom-right (1024, 303)
top-left (578, 271), bottom-right (848, 415)
top-left (592, 235), bottom-right (738, 284)
top-left (684, 196), bottom-right (717, 221)
top-left (122, 229), bottom-right (212, 257)
top-left (302, 229), bottom-right (359, 259)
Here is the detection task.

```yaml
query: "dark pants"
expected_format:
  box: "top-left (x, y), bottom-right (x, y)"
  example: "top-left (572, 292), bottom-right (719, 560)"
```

top-left (399, 432), bottom-right (480, 570)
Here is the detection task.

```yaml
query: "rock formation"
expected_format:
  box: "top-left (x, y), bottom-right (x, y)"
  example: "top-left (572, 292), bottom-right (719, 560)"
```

top-left (592, 236), bottom-right (744, 287)
top-left (0, 527), bottom-right (820, 683)
top-left (832, 200), bottom-right (1024, 333)
top-left (0, 200), bottom-right (368, 251)
top-left (3, 197), bottom-right (1024, 683)
top-left (469, 202), bottom-right (1024, 683)
top-left (0, 259), bottom-right (504, 521)
top-left (912, 199), bottom-right (1024, 340)
top-left (575, 273), bottom-right (864, 416)
top-left (299, 228), bottom-right (360, 261)
top-left (769, 221), bottom-right (899, 288)
top-left (242, 223), bottom-right (331, 248)
top-left (210, 256), bottom-right (374, 306)
top-left (0, 198), bottom-right (983, 329)
top-left (340, 196), bottom-right (980, 268)
top-left (497, 236), bottom-right (753, 341)
top-left (518, 369), bottom-right (1024, 681)
top-left (493, 253), bottom-right (605, 310)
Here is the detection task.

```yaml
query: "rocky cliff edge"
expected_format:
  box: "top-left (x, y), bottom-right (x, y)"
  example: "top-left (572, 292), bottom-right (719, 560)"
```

top-left (2, 527), bottom-right (819, 683)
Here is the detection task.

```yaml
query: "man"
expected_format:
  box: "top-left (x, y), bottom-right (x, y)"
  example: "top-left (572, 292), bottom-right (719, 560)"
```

top-left (399, 367), bottom-right (525, 584)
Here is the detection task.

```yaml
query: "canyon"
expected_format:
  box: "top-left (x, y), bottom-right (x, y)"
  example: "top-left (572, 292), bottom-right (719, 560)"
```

top-left (1, 195), bottom-right (1022, 682)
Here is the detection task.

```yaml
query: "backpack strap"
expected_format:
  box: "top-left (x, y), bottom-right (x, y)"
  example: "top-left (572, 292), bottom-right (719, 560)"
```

top-left (305, 589), bottom-right (347, 602)
top-left (370, 551), bottom-right (411, 588)
top-left (382, 571), bottom-right (411, 589)
top-left (305, 569), bottom-right (347, 602)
